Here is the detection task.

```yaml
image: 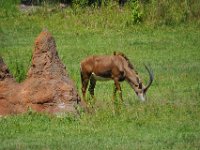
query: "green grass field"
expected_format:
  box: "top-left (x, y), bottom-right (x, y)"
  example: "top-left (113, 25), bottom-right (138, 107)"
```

top-left (0, 1), bottom-right (200, 149)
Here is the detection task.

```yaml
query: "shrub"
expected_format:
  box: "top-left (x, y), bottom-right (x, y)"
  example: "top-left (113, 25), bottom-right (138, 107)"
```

top-left (131, 0), bottom-right (143, 24)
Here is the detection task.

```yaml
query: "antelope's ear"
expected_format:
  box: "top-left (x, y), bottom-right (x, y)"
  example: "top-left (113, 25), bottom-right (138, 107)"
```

top-left (139, 83), bottom-right (143, 89)
top-left (113, 51), bottom-right (116, 55)
top-left (136, 77), bottom-right (143, 89)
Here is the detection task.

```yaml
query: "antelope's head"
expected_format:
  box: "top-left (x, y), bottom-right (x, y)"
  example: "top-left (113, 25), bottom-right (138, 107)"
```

top-left (133, 65), bottom-right (154, 101)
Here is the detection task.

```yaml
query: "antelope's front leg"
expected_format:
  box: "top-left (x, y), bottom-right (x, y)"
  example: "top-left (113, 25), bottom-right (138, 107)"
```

top-left (113, 86), bottom-right (117, 102)
top-left (113, 78), bottom-right (123, 103)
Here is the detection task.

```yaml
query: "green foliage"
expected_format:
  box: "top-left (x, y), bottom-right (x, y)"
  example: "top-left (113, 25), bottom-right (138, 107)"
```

top-left (131, 0), bottom-right (143, 24)
top-left (72, 0), bottom-right (88, 8)
top-left (141, 0), bottom-right (200, 26)
top-left (1, 0), bottom-right (200, 25)
top-left (6, 52), bottom-right (30, 82)
top-left (0, 0), bottom-right (20, 17)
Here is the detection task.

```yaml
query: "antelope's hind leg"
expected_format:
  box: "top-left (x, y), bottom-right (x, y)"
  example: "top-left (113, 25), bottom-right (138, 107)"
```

top-left (88, 76), bottom-right (96, 103)
top-left (80, 71), bottom-right (90, 108)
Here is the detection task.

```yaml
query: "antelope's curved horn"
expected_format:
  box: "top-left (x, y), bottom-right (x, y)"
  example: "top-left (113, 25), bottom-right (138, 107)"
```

top-left (143, 64), bottom-right (154, 93)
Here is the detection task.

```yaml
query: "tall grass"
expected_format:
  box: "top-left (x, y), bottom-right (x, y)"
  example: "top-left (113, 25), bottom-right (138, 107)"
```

top-left (140, 0), bottom-right (200, 25)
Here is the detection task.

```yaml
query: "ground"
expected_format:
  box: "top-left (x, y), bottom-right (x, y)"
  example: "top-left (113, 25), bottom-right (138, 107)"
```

top-left (0, 2), bottom-right (200, 149)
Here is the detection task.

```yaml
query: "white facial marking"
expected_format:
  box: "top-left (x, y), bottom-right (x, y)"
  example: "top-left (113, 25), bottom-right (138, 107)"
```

top-left (138, 93), bottom-right (145, 102)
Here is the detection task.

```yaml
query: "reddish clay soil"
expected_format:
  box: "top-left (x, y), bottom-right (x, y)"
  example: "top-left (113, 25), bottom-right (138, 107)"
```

top-left (0, 30), bottom-right (82, 116)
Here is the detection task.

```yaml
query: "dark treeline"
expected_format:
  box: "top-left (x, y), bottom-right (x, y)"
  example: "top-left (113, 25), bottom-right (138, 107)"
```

top-left (20, 0), bottom-right (200, 25)
top-left (21, 0), bottom-right (127, 7)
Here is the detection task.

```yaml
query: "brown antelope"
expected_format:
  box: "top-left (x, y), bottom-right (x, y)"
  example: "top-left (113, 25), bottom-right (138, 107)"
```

top-left (80, 52), bottom-right (154, 106)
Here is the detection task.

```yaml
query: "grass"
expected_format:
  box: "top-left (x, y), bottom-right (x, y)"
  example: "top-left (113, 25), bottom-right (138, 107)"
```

top-left (0, 1), bottom-right (200, 149)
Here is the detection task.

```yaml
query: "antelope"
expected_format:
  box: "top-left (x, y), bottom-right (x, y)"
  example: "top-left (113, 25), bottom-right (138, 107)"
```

top-left (80, 52), bottom-right (154, 107)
